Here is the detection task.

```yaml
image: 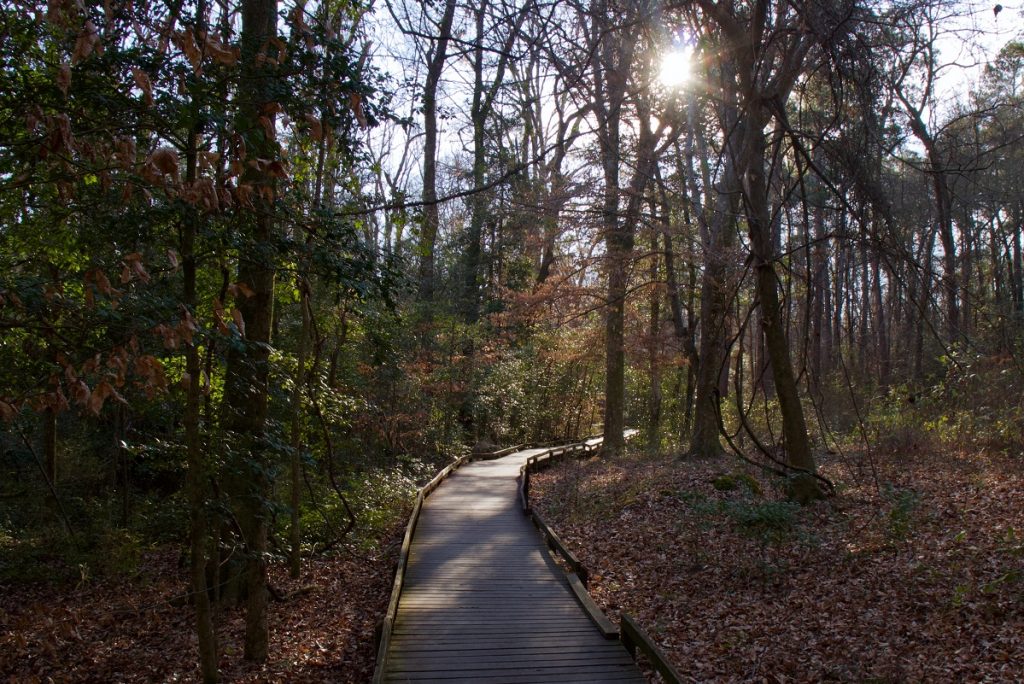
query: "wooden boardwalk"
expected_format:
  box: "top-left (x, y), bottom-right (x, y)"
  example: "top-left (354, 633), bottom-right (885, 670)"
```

top-left (381, 447), bottom-right (645, 683)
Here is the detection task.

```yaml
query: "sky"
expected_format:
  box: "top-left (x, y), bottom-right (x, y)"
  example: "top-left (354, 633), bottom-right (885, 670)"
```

top-left (935, 1), bottom-right (1022, 107)
top-left (362, 0), bottom-right (1024, 213)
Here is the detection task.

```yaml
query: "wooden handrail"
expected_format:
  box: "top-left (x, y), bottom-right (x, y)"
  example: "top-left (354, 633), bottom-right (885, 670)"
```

top-left (620, 613), bottom-right (684, 684)
top-left (567, 572), bottom-right (617, 638)
top-left (517, 430), bottom-right (684, 677)
top-left (532, 510), bottom-right (588, 586)
top-left (378, 436), bottom-right (652, 679)
top-left (372, 490), bottom-right (423, 684)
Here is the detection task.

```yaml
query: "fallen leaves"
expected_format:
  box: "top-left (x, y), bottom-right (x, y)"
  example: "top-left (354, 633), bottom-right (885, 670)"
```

top-left (532, 448), bottom-right (1024, 682)
top-left (0, 541), bottom-right (401, 683)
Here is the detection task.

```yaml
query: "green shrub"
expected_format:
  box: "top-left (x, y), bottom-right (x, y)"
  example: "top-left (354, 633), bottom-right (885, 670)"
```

top-left (882, 482), bottom-right (920, 541)
top-left (712, 472), bottom-right (763, 497)
top-left (723, 500), bottom-right (801, 545)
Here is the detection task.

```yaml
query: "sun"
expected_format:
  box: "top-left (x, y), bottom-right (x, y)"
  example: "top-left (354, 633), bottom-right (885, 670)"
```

top-left (658, 48), bottom-right (692, 88)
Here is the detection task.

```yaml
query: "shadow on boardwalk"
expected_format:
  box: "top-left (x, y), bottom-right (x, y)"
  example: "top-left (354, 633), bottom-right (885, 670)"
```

top-left (381, 449), bottom-right (644, 683)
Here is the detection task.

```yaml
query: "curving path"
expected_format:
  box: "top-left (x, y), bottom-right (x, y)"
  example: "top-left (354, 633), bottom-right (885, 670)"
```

top-left (381, 447), bottom-right (644, 683)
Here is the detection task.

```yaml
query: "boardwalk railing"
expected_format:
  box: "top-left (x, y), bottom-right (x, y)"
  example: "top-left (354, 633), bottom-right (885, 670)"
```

top-left (518, 433), bottom-right (684, 684)
top-left (372, 443), bottom-right (525, 684)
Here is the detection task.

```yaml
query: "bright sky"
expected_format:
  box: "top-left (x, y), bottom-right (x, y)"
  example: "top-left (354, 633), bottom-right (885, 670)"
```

top-left (363, 0), bottom-right (1024, 210)
top-left (935, 1), bottom-right (1022, 107)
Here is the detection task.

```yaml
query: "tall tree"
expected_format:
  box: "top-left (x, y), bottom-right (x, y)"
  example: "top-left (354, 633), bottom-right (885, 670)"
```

top-left (686, 0), bottom-right (852, 500)
top-left (409, 0), bottom-right (457, 301)
top-left (219, 0), bottom-right (280, 660)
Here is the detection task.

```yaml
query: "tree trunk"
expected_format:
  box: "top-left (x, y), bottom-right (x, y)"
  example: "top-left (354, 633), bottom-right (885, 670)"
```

top-left (416, 0), bottom-right (457, 301)
top-left (915, 228), bottom-right (936, 380)
top-left (1012, 217), bottom-right (1023, 317)
top-left (871, 249), bottom-right (890, 386)
top-left (463, 3), bottom-right (487, 322)
top-left (220, 0), bottom-right (279, 661)
top-left (903, 105), bottom-right (959, 341)
top-left (809, 183), bottom-right (828, 389)
top-left (689, 152), bottom-right (738, 458)
top-left (646, 238), bottom-right (662, 452)
top-left (43, 407), bottom-right (57, 485)
top-left (183, 120), bottom-right (218, 683)
top-left (289, 281), bottom-right (310, 579)
top-left (739, 108), bottom-right (821, 502)
top-left (592, 3), bottom-right (630, 455)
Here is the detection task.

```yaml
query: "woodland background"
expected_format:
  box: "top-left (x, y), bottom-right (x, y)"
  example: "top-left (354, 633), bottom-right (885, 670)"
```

top-left (2, 0), bottom-right (1024, 681)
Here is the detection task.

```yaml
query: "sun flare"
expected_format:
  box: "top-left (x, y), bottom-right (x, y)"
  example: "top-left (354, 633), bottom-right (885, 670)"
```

top-left (658, 48), bottom-right (692, 88)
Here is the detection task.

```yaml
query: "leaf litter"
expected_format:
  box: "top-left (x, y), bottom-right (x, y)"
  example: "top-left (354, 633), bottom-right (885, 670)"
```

top-left (532, 448), bottom-right (1024, 682)
top-left (0, 527), bottom-right (403, 683)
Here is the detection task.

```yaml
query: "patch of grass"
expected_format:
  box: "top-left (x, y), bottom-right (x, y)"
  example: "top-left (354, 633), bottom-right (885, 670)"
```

top-left (723, 500), bottom-right (801, 545)
top-left (882, 482), bottom-right (920, 541)
top-left (712, 471), bottom-right (763, 497)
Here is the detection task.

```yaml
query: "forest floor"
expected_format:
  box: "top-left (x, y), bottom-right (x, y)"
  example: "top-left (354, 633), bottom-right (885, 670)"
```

top-left (0, 529), bottom-right (403, 683)
top-left (532, 444), bottom-right (1024, 682)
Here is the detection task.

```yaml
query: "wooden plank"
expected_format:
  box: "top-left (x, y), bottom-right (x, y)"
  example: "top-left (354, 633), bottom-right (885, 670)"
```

top-left (531, 511), bottom-right (589, 585)
top-left (565, 572), bottom-right (618, 638)
top-left (391, 626), bottom-right (602, 639)
top-left (390, 652), bottom-right (633, 666)
top-left (379, 441), bottom-right (643, 682)
top-left (394, 619), bottom-right (596, 630)
top-left (397, 602), bottom-right (590, 612)
top-left (390, 632), bottom-right (607, 646)
top-left (396, 602), bottom-right (573, 610)
top-left (385, 674), bottom-right (645, 684)
top-left (373, 490), bottom-right (424, 684)
top-left (401, 589), bottom-right (564, 595)
top-left (620, 613), bottom-right (685, 684)
top-left (383, 662), bottom-right (643, 679)
top-left (393, 643), bottom-right (630, 651)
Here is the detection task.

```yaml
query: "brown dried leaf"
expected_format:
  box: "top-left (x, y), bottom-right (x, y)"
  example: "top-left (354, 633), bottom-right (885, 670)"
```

top-left (205, 36), bottom-right (239, 66)
top-left (175, 29), bottom-right (202, 71)
top-left (235, 183), bottom-right (254, 208)
top-left (267, 160), bottom-right (288, 179)
top-left (72, 20), bottom-right (102, 65)
top-left (258, 115), bottom-right (276, 140)
top-left (134, 355), bottom-right (168, 393)
top-left (88, 380), bottom-right (112, 415)
top-left (48, 114), bottom-right (74, 155)
top-left (122, 252), bottom-right (150, 284)
top-left (154, 323), bottom-right (179, 350)
top-left (232, 308), bottom-right (245, 337)
top-left (270, 37), bottom-right (288, 64)
top-left (131, 67), bottom-right (154, 107)
top-left (350, 92), bottom-right (368, 128)
top-left (56, 63), bottom-right (71, 96)
top-left (114, 136), bottom-right (136, 170)
top-left (304, 113), bottom-right (323, 141)
top-left (0, 399), bottom-right (20, 422)
top-left (69, 379), bottom-right (91, 407)
top-left (198, 150), bottom-right (220, 171)
top-left (149, 147), bottom-right (179, 182)
top-left (213, 298), bottom-right (230, 335)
